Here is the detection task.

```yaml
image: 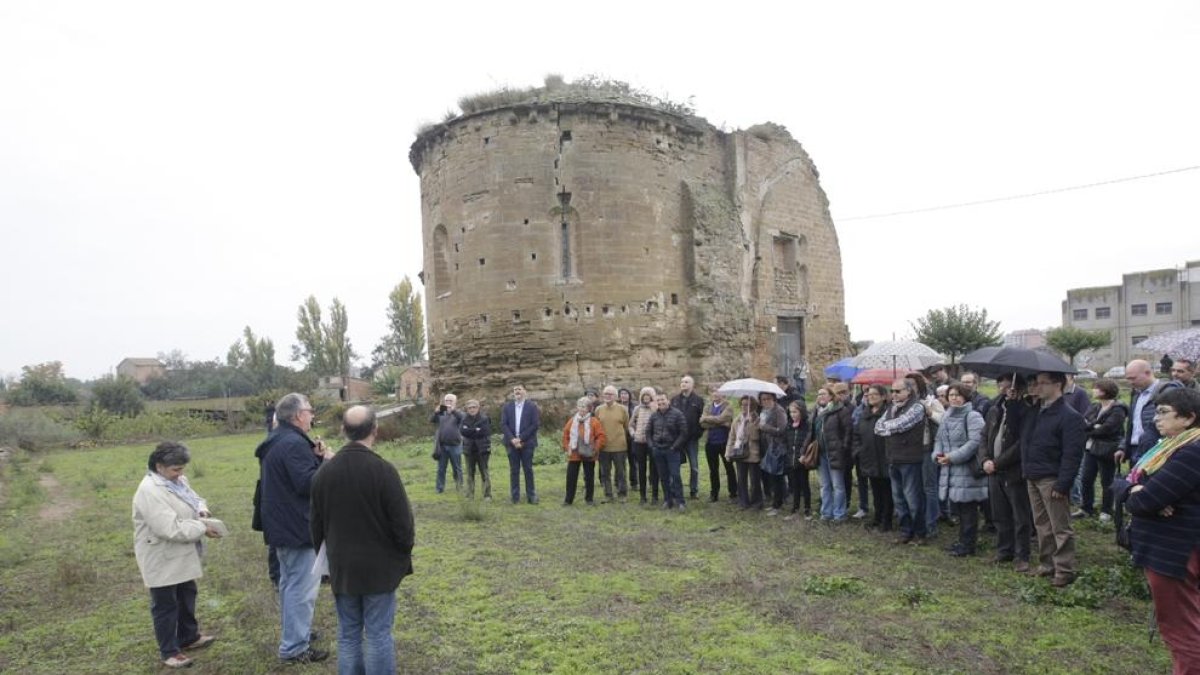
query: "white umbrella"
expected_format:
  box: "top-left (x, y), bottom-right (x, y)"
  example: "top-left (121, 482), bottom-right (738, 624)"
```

top-left (1136, 328), bottom-right (1200, 362)
top-left (717, 378), bottom-right (786, 399)
top-left (851, 340), bottom-right (945, 371)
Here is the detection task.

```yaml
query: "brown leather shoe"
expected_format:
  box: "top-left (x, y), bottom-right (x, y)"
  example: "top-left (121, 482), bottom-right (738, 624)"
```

top-left (1013, 560), bottom-right (1031, 574)
top-left (1051, 574), bottom-right (1076, 588)
top-left (1027, 565), bottom-right (1054, 578)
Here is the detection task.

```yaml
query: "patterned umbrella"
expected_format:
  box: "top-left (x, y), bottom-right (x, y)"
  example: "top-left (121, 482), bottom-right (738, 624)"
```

top-left (1135, 328), bottom-right (1200, 362)
top-left (850, 368), bottom-right (917, 385)
top-left (716, 378), bottom-right (787, 399)
top-left (851, 340), bottom-right (945, 371)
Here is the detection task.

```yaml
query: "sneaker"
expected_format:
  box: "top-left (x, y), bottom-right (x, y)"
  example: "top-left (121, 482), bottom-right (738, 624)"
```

top-left (677, 504), bottom-right (686, 511)
top-left (163, 653), bottom-right (193, 669)
top-left (1013, 560), bottom-right (1031, 574)
top-left (766, 508), bottom-right (779, 516)
top-left (893, 535), bottom-right (913, 545)
top-left (1070, 508), bottom-right (1087, 519)
top-left (181, 635), bottom-right (216, 651)
top-left (783, 512), bottom-right (798, 521)
top-left (1098, 512), bottom-right (1113, 523)
top-left (851, 509), bottom-right (867, 519)
top-left (804, 513), bottom-right (816, 521)
top-left (1051, 574), bottom-right (1077, 588)
top-left (280, 648), bottom-right (330, 664)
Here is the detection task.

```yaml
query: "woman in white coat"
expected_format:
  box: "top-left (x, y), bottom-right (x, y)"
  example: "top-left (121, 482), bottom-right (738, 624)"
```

top-left (132, 442), bottom-right (220, 669)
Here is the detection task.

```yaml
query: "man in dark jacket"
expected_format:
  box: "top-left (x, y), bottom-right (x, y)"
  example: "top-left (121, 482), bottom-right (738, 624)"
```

top-left (500, 384), bottom-right (540, 504)
top-left (311, 406), bottom-right (414, 675)
top-left (1021, 372), bottom-right (1086, 587)
top-left (875, 378), bottom-right (929, 544)
top-left (649, 393), bottom-right (689, 510)
top-left (260, 392), bottom-right (333, 664)
top-left (981, 375), bottom-right (1034, 572)
top-left (1120, 359), bottom-right (1183, 466)
top-left (671, 375), bottom-right (706, 499)
top-left (959, 371), bottom-right (992, 420)
top-left (430, 393), bottom-right (465, 494)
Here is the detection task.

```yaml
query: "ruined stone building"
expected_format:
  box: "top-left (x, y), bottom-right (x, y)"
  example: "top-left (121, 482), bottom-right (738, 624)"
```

top-left (409, 89), bottom-right (849, 401)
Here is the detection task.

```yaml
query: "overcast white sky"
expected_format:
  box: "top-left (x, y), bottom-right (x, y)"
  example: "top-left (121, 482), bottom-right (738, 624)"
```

top-left (2, 1), bottom-right (1198, 381)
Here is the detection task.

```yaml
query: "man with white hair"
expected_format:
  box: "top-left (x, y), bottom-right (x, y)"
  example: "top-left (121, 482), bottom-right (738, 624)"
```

top-left (594, 385), bottom-right (630, 503)
top-left (430, 393), bottom-right (465, 493)
top-left (671, 375), bottom-right (706, 500)
top-left (259, 392), bottom-right (334, 664)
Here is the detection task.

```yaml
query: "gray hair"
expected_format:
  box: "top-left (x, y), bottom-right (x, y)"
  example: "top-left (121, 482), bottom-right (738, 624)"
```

top-left (276, 392), bottom-right (310, 425)
top-left (576, 396), bottom-right (592, 410)
top-left (148, 441), bottom-right (190, 471)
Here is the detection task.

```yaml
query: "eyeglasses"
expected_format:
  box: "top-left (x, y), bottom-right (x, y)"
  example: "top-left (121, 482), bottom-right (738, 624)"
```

top-left (300, 407), bottom-right (315, 414)
top-left (1154, 407), bottom-right (1176, 418)
top-left (890, 389), bottom-right (904, 394)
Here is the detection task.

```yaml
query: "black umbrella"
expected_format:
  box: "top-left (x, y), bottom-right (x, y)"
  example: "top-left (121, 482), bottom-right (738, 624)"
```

top-left (959, 345), bottom-right (1076, 378)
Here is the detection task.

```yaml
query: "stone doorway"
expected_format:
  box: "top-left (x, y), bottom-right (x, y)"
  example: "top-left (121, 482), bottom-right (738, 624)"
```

top-left (775, 317), bottom-right (804, 379)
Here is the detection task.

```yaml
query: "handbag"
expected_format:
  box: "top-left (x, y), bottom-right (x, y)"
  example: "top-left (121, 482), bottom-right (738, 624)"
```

top-left (800, 441), bottom-right (819, 469)
top-left (727, 441), bottom-right (748, 461)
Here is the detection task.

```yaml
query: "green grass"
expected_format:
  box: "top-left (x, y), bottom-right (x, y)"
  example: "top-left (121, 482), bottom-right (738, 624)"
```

top-left (0, 434), bottom-right (1171, 673)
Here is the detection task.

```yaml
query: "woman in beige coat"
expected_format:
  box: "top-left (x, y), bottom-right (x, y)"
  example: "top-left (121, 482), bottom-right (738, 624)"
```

top-left (726, 396), bottom-right (763, 509)
top-left (132, 442), bottom-right (220, 669)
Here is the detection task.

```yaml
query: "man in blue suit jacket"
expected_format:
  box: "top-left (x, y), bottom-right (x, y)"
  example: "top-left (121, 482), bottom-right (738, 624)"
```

top-left (500, 384), bottom-right (540, 504)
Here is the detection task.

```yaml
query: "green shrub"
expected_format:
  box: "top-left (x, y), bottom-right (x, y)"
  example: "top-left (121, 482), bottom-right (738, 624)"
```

top-left (800, 575), bottom-right (864, 596)
top-left (1018, 563), bottom-right (1150, 608)
top-left (0, 409), bottom-right (82, 451)
top-left (97, 412), bottom-right (219, 443)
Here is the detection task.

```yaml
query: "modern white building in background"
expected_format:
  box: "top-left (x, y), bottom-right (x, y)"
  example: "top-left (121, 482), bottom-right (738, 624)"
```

top-left (1062, 260), bottom-right (1200, 370)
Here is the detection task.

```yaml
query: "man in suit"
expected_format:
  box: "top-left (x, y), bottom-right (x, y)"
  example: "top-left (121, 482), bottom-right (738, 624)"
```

top-left (1118, 359), bottom-right (1182, 466)
top-left (311, 406), bottom-right (414, 675)
top-left (500, 384), bottom-right (540, 504)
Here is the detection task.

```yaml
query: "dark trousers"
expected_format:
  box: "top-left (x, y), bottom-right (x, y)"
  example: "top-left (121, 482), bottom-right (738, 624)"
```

top-left (625, 432), bottom-right (637, 490)
top-left (266, 543), bottom-right (279, 588)
top-left (631, 442), bottom-right (658, 501)
top-left (770, 472), bottom-right (789, 509)
top-left (789, 466), bottom-right (812, 513)
top-left (149, 580), bottom-right (199, 659)
top-left (564, 460), bottom-right (595, 504)
top-left (955, 499), bottom-right (986, 552)
top-left (841, 459), bottom-right (869, 512)
top-left (465, 451), bottom-right (491, 499)
top-left (735, 461), bottom-right (763, 509)
top-left (506, 445), bottom-right (536, 502)
top-left (599, 451), bottom-right (628, 499)
top-left (1080, 452), bottom-right (1117, 515)
top-left (868, 476), bottom-right (894, 530)
top-left (705, 442), bottom-right (737, 499)
top-left (653, 447), bottom-right (685, 506)
top-left (990, 473), bottom-right (1032, 562)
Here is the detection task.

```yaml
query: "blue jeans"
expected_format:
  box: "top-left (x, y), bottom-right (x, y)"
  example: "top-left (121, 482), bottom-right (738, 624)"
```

top-left (922, 454), bottom-right (940, 534)
top-left (653, 447), bottom-right (685, 506)
top-left (436, 443), bottom-right (463, 493)
top-left (890, 463), bottom-right (927, 539)
top-left (685, 438), bottom-right (700, 495)
top-left (334, 592), bottom-right (396, 675)
top-left (507, 445), bottom-right (536, 502)
top-left (817, 452), bottom-right (847, 519)
top-left (276, 546), bottom-right (320, 659)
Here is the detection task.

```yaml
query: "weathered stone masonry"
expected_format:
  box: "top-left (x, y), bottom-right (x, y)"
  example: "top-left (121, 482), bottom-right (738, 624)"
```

top-left (410, 98), bottom-right (849, 401)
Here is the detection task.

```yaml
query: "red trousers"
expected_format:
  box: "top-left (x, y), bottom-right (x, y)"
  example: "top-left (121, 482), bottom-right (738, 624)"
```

top-left (1146, 547), bottom-right (1200, 675)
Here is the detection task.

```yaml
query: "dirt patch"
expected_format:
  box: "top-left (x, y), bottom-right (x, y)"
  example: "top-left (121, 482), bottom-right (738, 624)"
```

top-left (37, 473), bottom-right (81, 523)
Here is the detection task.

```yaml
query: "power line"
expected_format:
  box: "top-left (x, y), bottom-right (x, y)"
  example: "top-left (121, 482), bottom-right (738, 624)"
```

top-left (839, 164), bottom-right (1200, 222)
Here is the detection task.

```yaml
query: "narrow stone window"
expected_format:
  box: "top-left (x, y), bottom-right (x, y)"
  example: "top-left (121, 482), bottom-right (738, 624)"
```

top-left (647, 301), bottom-right (659, 313)
top-left (561, 130), bottom-right (572, 142)
top-left (512, 311), bottom-right (521, 322)
top-left (524, 218), bottom-right (530, 225)
top-left (543, 307), bottom-right (553, 318)
top-left (584, 305), bottom-right (594, 317)
top-left (484, 137), bottom-right (490, 146)
top-left (479, 258), bottom-right (485, 266)
top-left (670, 293), bottom-right (679, 305)
top-left (558, 190), bottom-right (574, 280)
top-left (454, 243), bottom-right (459, 253)
top-left (480, 314), bottom-right (489, 324)
top-left (531, 252), bottom-right (537, 261)
top-left (505, 280), bottom-right (517, 291)
top-left (602, 305), bottom-right (613, 317)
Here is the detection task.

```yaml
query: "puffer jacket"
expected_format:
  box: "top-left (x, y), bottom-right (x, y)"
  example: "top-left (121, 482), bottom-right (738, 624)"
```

top-left (935, 403), bottom-right (988, 503)
top-left (460, 412), bottom-right (492, 456)
top-left (852, 404), bottom-right (888, 479)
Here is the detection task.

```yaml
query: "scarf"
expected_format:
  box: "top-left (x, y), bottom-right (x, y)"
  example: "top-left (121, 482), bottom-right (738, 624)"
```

top-left (734, 413), bottom-right (749, 450)
top-left (150, 470), bottom-right (205, 516)
top-left (1130, 427), bottom-right (1200, 483)
top-left (569, 412), bottom-right (593, 451)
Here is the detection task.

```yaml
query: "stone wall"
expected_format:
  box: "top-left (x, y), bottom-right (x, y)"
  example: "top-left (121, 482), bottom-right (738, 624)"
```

top-left (410, 101), bottom-right (848, 401)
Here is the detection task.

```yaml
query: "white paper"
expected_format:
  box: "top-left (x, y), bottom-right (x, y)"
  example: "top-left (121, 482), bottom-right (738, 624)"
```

top-left (312, 543), bottom-right (329, 577)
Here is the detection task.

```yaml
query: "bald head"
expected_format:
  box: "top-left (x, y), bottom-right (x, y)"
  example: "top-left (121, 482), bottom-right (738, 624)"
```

top-left (342, 405), bottom-right (377, 444)
top-left (1125, 359), bottom-right (1155, 389)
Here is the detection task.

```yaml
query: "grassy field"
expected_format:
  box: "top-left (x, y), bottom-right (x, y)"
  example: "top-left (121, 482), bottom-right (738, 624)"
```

top-left (0, 433), bottom-right (1169, 674)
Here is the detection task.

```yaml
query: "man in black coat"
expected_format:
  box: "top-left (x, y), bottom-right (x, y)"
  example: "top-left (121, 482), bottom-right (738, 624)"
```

top-left (311, 406), bottom-right (414, 675)
top-left (671, 375), bottom-right (706, 499)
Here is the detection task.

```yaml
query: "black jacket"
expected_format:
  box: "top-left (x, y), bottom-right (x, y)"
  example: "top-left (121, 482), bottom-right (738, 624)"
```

top-left (460, 412), bottom-right (493, 455)
top-left (852, 405), bottom-right (888, 478)
top-left (982, 396), bottom-right (1031, 482)
top-left (1020, 397), bottom-right (1086, 493)
top-left (670, 392), bottom-right (706, 441)
top-left (648, 407), bottom-right (688, 453)
top-left (259, 422), bottom-right (324, 548)
top-left (311, 442), bottom-right (414, 595)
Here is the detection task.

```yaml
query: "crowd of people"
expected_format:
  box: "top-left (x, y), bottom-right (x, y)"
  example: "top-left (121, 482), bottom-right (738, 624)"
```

top-left (129, 356), bottom-right (1200, 672)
